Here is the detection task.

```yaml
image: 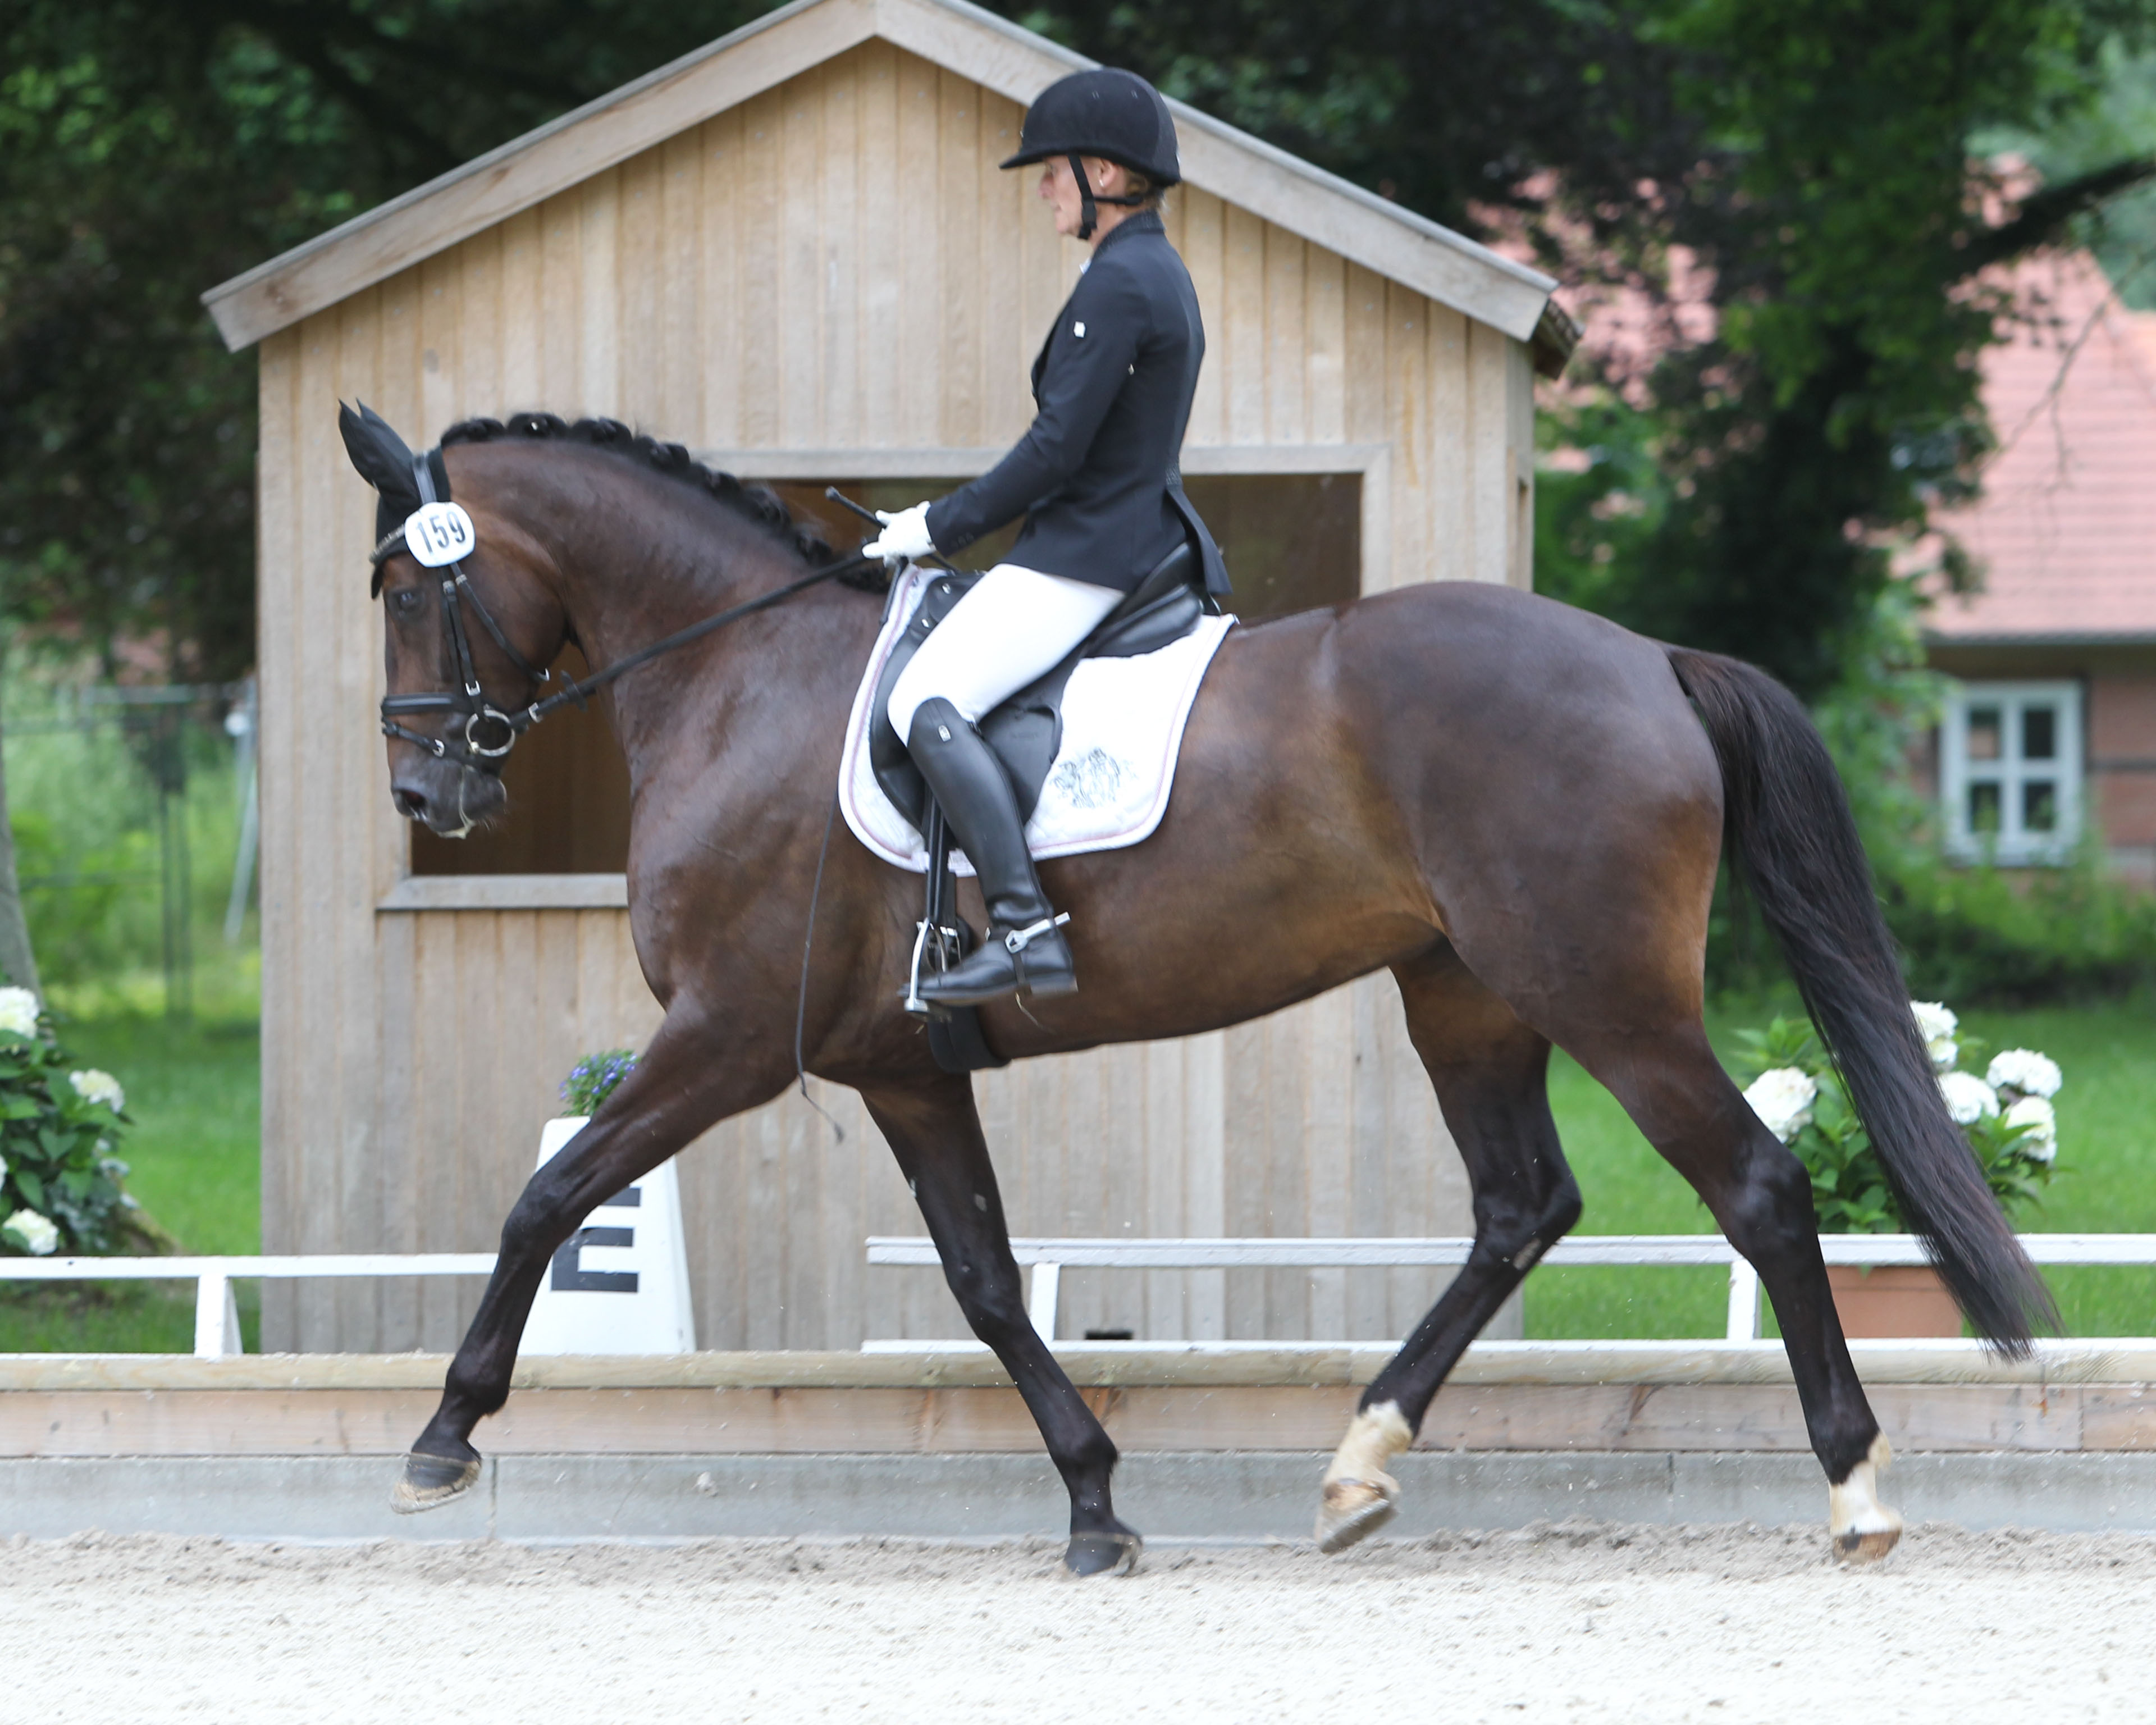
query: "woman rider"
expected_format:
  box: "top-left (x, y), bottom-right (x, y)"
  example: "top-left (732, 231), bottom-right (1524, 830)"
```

top-left (865, 67), bottom-right (1229, 1008)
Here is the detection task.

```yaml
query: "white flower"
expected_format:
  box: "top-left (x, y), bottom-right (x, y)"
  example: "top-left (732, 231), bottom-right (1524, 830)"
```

top-left (68, 1069), bottom-right (124, 1112)
top-left (1938, 1070), bottom-right (2000, 1126)
top-left (1986, 1049), bottom-right (2062, 1101)
top-left (0, 987), bottom-right (38, 1040)
top-left (2003, 1094), bottom-right (2058, 1163)
top-left (1910, 1001), bottom-right (1959, 1071)
top-left (1744, 1067), bottom-right (1819, 1144)
top-left (5, 1208), bottom-right (57, 1256)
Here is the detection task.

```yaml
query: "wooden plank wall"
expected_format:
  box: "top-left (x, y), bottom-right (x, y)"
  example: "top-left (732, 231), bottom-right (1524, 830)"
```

top-left (259, 42), bottom-right (1529, 1351)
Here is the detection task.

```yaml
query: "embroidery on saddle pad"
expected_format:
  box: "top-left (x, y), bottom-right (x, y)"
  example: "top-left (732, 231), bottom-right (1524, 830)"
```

top-left (839, 564), bottom-right (1234, 876)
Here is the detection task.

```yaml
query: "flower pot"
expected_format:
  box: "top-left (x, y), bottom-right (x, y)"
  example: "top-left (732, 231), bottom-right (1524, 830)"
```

top-left (1826, 1264), bottom-right (1961, 1339)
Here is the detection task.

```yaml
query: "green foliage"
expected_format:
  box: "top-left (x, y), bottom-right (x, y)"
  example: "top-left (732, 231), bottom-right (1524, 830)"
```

top-left (1988, 39), bottom-right (2156, 308)
top-left (0, 0), bottom-right (773, 679)
top-left (1730, 1012), bottom-right (2058, 1233)
top-left (0, 993), bottom-right (160, 1255)
top-left (561, 1048), bottom-right (638, 1117)
top-left (4, 702), bottom-right (250, 991)
top-left (1879, 853), bottom-right (2156, 1003)
top-left (1532, 394), bottom-right (1671, 621)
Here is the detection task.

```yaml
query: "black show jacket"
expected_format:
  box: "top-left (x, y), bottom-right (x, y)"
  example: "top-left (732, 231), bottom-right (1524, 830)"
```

top-left (925, 212), bottom-right (1229, 598)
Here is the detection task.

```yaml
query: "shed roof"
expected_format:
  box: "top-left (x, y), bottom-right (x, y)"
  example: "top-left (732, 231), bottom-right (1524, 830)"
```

top-left (1926, 248), bottom-right (2156, 646)
top-left (203, 0), bottom-right (1569, 364)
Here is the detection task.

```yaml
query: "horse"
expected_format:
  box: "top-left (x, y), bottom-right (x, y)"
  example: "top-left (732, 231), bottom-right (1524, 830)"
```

top-left (341, 406), bottom-right (2052, 1575)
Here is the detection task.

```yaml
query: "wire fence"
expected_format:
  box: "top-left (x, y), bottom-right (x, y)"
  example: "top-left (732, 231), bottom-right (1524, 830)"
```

top-left (4, 679), bottom-right (257, 1017)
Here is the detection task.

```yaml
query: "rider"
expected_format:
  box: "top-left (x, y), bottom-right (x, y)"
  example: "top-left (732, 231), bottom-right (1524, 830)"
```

top-left (866, 67), bottom-right (1228, 1008)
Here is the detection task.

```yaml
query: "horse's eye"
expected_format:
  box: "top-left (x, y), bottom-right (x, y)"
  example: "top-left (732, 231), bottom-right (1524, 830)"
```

top-left (390, 587), bottom-right (424, 618)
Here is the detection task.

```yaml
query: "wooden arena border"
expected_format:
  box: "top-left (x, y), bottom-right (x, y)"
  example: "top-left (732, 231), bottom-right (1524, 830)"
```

top-left (2, 1341), bottom-right (2153, 1462)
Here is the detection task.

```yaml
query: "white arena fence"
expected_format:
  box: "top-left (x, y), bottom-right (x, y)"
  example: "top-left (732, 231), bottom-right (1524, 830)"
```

top-left (863, 1234), bottom-right (2156, 1351)
top-left (0, 1235), bottom-right (2151, 1358)
top-left (0, 1254), bottom-right (495, 1358)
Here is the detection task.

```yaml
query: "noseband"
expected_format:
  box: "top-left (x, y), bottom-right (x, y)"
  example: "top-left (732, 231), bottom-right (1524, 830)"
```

top-left (373, 449), bottom-right (874, 774)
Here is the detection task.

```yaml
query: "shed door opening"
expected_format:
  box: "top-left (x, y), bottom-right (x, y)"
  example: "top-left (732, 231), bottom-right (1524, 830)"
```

top-left (410, 473), bottom-right (1360, 877)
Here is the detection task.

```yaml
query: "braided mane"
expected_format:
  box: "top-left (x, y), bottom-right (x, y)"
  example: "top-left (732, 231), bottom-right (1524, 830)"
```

top-left (441, 413), bottom-right (838, 566)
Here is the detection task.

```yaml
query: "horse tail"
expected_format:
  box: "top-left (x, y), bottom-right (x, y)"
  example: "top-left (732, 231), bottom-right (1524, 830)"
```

top-left (1662, 644), bottom-right (2054, 1353)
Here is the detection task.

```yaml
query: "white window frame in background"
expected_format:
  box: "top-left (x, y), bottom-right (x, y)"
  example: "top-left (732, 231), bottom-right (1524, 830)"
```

top-left (1939, 679), bottom-right (2083, 866)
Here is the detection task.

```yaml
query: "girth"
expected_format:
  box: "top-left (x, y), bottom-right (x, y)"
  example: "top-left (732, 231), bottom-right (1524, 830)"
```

top-left (869, 541), bottom-right (1205, 830)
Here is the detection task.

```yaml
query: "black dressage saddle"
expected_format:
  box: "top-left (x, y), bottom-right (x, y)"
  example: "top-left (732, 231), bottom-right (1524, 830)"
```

top-left (869, 542), bottom-right (1207, 833)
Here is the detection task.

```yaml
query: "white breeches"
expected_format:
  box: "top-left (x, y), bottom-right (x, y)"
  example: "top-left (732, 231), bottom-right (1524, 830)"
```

top-left (886, 563), bottom-right (1123, 740)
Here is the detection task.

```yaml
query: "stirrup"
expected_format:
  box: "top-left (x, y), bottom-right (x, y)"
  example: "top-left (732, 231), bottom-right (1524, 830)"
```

top-left (1002, 912), bottom-right (1071, 955)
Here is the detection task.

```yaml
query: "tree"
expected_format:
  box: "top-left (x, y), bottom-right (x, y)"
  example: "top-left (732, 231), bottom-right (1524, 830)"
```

top-left (1021, 0), bottom-right (2156, 696)
top-left (0, 0), bottom-right (768, 682)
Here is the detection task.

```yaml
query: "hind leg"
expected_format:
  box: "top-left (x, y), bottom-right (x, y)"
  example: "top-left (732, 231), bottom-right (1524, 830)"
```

top-left (1595, 1021), bottom-right (1898, 1557)
top-left (1317, 945), bottom-right (1583, 1552)
top-left (1566, 1013), bottom-right (1899, 1562)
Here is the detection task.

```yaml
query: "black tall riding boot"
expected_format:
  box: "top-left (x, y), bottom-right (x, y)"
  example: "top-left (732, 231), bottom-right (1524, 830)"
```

top-left (907, 697), bottom-right (1077, 1005)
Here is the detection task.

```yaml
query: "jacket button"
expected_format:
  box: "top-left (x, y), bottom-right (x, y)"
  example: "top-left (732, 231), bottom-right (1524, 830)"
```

top-left (1074, 321), bottom-right (1086, 337)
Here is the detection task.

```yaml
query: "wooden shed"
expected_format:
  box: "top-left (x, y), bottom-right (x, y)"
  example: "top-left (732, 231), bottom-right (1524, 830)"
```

top-left (207, 0), bottom-right (1574, 1353)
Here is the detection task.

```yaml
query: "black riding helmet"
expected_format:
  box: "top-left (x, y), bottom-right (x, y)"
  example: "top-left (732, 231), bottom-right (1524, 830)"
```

top-left (1001, 68), bottom-right (1180, 240)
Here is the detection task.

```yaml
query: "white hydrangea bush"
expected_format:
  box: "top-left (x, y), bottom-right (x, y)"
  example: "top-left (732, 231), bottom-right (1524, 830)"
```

top-left (1909, 1001), bottom-right (1959, 1073)
top-left (1986, 1049), bottom-right (2062, 1102)
top-left (1735, 1002), bottom-right (2062, 1234)
top-left (2002, 1096), bottom-right (2057, 1164)
top-left (3, 1208), bottom-right (58, 1256)
top-left (1742, 1067), bottom-right (1817, 1144)
top-left (0, 988), bottom-right (38, 1041)
top-left (1937, 1069), bottom-right (2000, 1126)
top-left (0, 992), bottom-right (149, 1257)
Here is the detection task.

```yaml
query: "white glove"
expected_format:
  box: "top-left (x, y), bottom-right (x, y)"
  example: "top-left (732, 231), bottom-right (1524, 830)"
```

top-left (863, 502), bottom-right (937, 566)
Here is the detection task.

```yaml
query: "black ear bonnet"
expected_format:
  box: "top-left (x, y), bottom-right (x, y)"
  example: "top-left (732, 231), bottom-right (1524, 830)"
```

top-left (339, 400), bottom-right (450, 596)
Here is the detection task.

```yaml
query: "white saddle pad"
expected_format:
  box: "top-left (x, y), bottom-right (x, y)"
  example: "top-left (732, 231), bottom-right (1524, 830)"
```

top-left (839, 563), bottom-right (1235, 876)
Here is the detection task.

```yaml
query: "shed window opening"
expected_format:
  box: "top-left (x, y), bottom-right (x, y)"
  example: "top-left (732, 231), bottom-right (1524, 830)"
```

top-left (1940, 681), bottom-right (2081, 866)
top-left (410, 473), bottom-right (1362, 879)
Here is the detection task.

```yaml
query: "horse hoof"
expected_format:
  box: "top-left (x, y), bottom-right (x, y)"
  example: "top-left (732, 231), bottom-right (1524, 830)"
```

top-left (1063, 1530), bottom-right (1143, 1576)
top-left (390, 1450), bottom-right (481, 1514)
top-left (1834, 1526), bottom-right (1902, 1565)
top-left (1315, 1477), bottom-right (1398, 1554)
top-left (1827, 1434), bottom-right (1901, 1566)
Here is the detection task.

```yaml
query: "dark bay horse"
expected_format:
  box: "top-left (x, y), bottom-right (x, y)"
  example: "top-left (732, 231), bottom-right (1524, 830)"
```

top-left (345, 409), bottom-right (2051, 1573)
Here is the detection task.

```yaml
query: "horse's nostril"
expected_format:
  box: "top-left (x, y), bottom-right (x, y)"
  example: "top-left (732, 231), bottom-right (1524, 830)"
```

top-left (393, 787), bottom-right (428, 820)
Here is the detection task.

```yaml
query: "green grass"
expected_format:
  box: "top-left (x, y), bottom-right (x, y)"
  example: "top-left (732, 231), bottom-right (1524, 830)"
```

top-left (1528, 999), bottom-right (2156, 1340)
top-left (0, 1007), bottom-right (262, 1353)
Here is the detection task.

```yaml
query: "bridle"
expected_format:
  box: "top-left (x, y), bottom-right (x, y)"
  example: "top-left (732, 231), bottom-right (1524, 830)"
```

top-left (372, 448), bottom-right (873, 774)
top-left (374, 450), bottom-right (553, 770)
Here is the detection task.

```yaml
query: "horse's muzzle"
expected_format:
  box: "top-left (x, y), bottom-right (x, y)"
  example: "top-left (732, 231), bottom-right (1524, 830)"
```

top-left (390, 756), bottom-right (506, 837)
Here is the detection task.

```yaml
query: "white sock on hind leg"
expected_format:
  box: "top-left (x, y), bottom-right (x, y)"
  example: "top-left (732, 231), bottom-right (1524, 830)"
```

top-left (1828, 1433), bottom-right (1903, 1544)
top-left (1322, 1400), bottom-right (1412, 1501)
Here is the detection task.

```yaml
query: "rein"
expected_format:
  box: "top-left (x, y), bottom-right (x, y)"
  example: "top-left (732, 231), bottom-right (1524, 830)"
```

top-left (375, 449), bottom-right (872, 770)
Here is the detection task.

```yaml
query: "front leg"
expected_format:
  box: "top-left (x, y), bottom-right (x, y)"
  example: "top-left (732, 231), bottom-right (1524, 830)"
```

top-left (393, 1008), bottom-right (786, 1512)
top-left (864, 1076), bottom-right (1141, 1576)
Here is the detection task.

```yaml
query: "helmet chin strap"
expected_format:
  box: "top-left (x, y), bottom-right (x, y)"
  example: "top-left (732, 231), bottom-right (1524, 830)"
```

top-left (1067, 151), bottom-right (1146, 242)
top-left (1068, 150), bottom-right (1098, 241)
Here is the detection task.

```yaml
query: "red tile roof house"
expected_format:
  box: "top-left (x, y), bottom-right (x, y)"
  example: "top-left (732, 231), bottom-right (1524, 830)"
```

top-left (1924, 249), bottom-right (2156, 889)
